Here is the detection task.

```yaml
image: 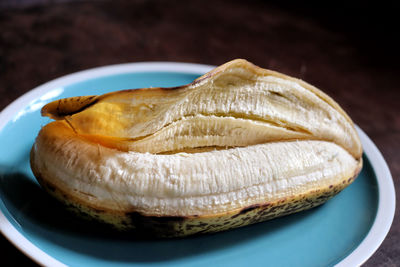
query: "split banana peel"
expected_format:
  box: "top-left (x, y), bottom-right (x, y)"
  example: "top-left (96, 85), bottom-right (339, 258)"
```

top-left (30, 59), bottom-right (362, 237)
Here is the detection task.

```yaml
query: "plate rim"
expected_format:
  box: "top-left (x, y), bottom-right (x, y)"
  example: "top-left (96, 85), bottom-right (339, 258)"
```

top-left (0, 62), bottom-right (395, 267)
top-left (337, 125), bottom-right (395, 266)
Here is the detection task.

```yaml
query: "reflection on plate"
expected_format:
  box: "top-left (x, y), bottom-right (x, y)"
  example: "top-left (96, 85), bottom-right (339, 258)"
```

top-left (0, 62), bottom-right (395, 267)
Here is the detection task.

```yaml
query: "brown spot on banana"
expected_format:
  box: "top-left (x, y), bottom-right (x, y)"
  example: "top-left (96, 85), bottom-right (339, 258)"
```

top-left (42, 95), bottom-right (99, 120)
top-left (30, 59), bottom-right (363, 237)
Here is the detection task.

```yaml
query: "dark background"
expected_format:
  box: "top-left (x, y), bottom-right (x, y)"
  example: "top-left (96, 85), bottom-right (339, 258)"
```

top-left (1, 0), bottom-right (399, 266)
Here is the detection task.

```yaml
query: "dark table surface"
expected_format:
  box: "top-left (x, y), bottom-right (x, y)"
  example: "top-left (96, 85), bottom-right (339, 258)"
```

top-left (1, 0), bottom-right (399, 266)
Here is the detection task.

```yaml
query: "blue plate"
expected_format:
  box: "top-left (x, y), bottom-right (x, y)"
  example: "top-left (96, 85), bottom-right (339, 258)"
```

top-left (0, 62), bottom-right (395, 267)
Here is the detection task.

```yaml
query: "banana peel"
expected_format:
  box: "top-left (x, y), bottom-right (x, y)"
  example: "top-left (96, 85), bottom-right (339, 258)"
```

top-left (30, 59), bottom-right (362, 237)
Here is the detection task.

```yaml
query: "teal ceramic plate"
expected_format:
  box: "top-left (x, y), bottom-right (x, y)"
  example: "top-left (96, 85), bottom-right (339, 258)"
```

top-left (0, 62), bottom-right (395, 267)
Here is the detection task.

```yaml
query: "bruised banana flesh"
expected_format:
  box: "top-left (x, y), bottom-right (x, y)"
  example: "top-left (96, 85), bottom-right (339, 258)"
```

top-left (30, 59), bottom-right (362, 237)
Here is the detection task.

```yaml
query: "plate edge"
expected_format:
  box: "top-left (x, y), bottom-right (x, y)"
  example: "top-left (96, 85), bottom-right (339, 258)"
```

top-left (335, 126), bottom-right (396, 266)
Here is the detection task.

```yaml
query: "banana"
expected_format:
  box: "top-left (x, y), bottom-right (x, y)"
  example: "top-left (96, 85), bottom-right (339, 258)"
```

top-left (30, 59), bottom-right (362, 237)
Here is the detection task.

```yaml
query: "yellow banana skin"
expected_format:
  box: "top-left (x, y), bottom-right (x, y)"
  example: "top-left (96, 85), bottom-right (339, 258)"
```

top-left (31, 59), bottom-right (362, 237)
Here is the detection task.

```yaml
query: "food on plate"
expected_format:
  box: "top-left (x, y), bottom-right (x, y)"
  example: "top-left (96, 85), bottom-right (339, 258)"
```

top-left (30, 59), bottom-right (362, 237)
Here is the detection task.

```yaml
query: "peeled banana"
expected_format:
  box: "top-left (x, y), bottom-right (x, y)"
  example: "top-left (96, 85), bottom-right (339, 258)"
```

top-left (30, 59), bottom-right (362, 237)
